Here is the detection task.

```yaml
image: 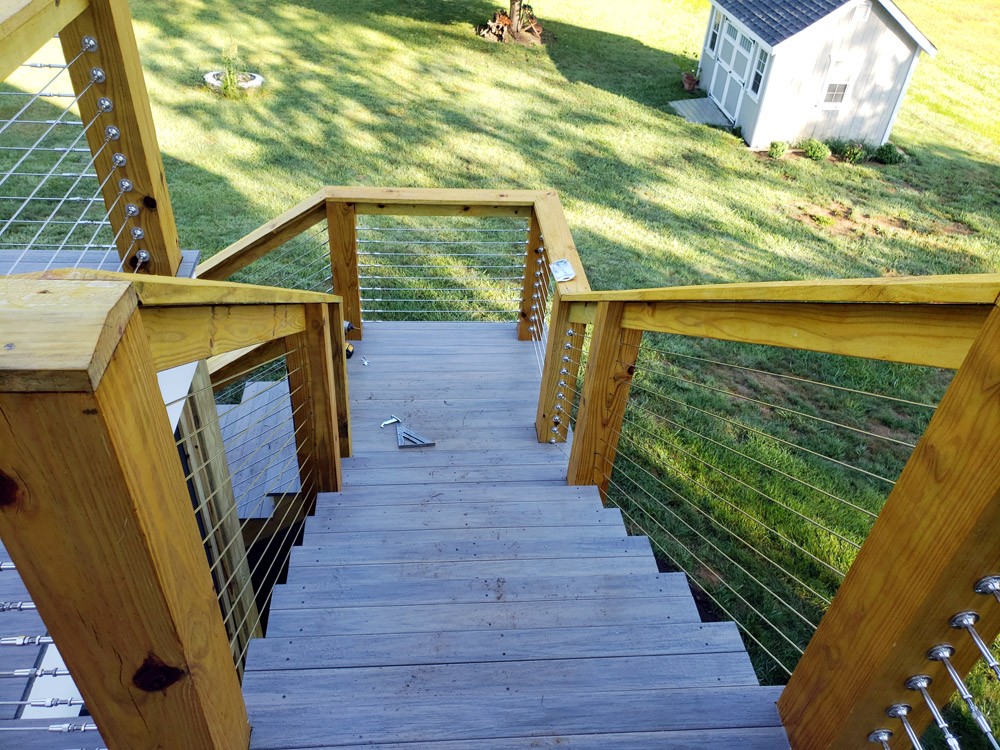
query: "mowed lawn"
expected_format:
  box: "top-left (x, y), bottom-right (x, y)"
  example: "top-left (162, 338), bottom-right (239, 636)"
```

top-left (129, 0), bottom-right (1000, 746)
top-left (130, 0), bottom-right (998, 286)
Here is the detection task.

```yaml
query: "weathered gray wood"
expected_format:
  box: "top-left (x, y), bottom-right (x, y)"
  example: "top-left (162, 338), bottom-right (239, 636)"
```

top-left (252, 727), bottom-right (792, 750)
top-left (284, 555), bottom-right (660, 585)
top-left (243, 652), bottom-right (760, 704)
top-left (318, 483), bottom-right (596, 507)
top-left (292, 536), bottom-right (653, 566)
top-left (272, 572), bottom-right (688, 609)
top-left (303, 525), bottom-right (623, 550)
top-left (246, 686), bottom-right (787, 748)
top-left (341, 464), bottom-right (568, 485)
top-left (265, 594), bottom-right (701, 637)
top-left (343, 448), bottom-right (566, 470)
top-left (0, 718), bottom-right (104, 748)
top-left (310, 501), bottom-right (617, 530)
top-left (246, 619), bottom-right (746, 670)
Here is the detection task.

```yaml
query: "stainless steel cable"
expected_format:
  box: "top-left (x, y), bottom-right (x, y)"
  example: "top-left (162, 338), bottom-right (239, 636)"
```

top-left (0, 48), bottom-right (88, 140)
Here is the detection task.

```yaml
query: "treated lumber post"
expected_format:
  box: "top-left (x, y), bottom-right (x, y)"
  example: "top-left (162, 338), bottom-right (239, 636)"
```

top-left (60, 0), bottom-right (182, 276)
top-left (178, 361), bottom-right (261, 668)
top-left (284, 303), bottom-right (342, 503)
top-left (517, 210), bottom-right (543, 341)
top-left (327, 201), bottom-right (362, 341)
top-left (567, 301), bottom-right (641, 494)
top-left (328, 300), bottom-right (353, 457)
top-left (535, 290), bottom-right (584, 443)
top-left (0, 279), bottom-right (249, 750)
top-left (779, 304), bottom-right (1000, 749)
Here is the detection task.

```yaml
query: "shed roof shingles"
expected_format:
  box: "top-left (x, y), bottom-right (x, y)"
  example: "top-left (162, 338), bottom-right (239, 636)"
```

top-left (715, 0), bottom-right (851, 46)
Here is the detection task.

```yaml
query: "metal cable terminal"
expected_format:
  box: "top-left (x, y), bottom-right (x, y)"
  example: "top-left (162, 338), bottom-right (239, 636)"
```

top-left (112, 152), bottom-right (128, 168)
top-left (868, 729), bottom-right (893, 749)
top-left (89, 67), bottom-right (107, 84)
top-left (975, 575), bottom-right (1000, 605)
top-left (105, 125), bottom-right (121, 141)
top-left (887, 704), bottom-right (924, 750)
top-left (905, 675), bottom-right (961, 750)
top-left (928, 644), bottom-right (1000, 748)
top-left (96, 97), bottom-right (113, 113)
top-left (951, 611), bottom-right (1000, 679)
top-left (81, 36), bottom-right (99, 53)
top-left (0, 602), bottom-right (35, 612)
top-left (1, 635), bottom-right (53, 646)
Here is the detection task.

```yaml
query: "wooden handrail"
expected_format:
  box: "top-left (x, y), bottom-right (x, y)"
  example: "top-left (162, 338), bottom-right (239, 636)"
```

top-left (0, 278), bottom-right (249, 749)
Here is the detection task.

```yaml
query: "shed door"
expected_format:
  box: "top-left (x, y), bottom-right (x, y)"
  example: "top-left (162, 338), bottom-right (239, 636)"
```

top-left (709, 19), bottom-right (754, 121)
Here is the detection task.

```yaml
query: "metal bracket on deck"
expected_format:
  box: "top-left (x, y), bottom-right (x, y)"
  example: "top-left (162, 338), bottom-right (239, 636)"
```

top-left (396, 423), bottom-right (435, 449)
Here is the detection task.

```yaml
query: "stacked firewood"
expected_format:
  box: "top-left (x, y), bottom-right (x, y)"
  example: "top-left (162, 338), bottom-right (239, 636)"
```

top-left (476, 10), bottom-right (514, 42)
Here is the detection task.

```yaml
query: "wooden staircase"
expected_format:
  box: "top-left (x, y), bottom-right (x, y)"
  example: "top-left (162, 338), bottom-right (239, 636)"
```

top-left (241, 322), bottom-right (789, 748)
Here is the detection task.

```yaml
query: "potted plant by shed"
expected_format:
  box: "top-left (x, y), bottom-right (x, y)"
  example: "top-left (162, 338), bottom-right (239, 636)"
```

top-left (682, 70), bottom-right (699, 92)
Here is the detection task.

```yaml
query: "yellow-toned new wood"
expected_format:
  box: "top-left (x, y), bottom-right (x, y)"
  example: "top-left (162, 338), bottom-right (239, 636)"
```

top-left (142, 304), bottom-right (307, 370)
top-left (177, 361), bottom-right (260, 673)
top-left (196, 190), bottom-right (329, 281)
top-left (327, 201), bottom-right (362, 341)
top-left (562, 273), bottom-right (1000, 305)
top-left (568, 302), bottom-right (641, 494)
top-left (0, 310), bottom-right (249, 750)
top-left (30, 269), bottom-right (341, 307)
top-left (328, 300), bottom-right (352, 457)
top-left (534, 291), bottom-right (583, 443)
top-left (207, 339), bottom-right (288, 392)
top-left (0, 0), bottom-right (89, 80)
top-left (621, 301), bottom-right (989, 370)
top-left (60, 0), bottom-right (181, 276)
top-left (0, 278), bottom-right (137, 392)
top-left (517, 211), bottom-right (544, 341)
top-left (532, 193), bottom-right (591, 296)
top-left (284, 304), bottom-right (342, 497)
top-left (325, 186), bottom-right (541, 210)
top-left (567, 300), bottom-right (597, 326)
top-left (780, 304), bottom-right (1000, 750)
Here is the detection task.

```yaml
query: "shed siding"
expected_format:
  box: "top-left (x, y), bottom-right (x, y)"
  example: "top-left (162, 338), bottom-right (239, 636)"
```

top-left (742, 2), bottom-right (918, 148)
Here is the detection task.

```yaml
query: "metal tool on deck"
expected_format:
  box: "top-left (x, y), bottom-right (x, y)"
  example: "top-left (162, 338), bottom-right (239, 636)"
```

top-left (380, 416), bottom-right (436, 449)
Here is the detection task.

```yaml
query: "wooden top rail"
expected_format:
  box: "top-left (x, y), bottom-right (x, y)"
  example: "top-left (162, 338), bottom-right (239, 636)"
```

top-left (196, 187), bottom-right (591, 297)
top-left (560, 274), bottom-right (1000, 370)
top-left (0, 0), bottom-right (89, 80)
top-left (12, 270), bottom-right (343, 375)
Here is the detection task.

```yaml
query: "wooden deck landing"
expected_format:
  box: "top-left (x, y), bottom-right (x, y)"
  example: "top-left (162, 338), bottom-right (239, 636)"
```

top-left (242, 321), bottom-right (788, 749)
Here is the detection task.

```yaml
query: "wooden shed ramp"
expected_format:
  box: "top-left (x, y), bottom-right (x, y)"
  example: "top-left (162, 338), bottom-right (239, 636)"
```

top-left (242, 321), bottom-right (788, 749)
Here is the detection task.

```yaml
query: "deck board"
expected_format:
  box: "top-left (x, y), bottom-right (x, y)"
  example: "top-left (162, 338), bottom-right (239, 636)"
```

top-left (243, 322), bottom-right (788, 749)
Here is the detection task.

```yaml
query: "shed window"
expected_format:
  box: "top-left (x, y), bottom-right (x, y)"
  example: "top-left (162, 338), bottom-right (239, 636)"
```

top-left (708, 11), bottom-right (722, 51)
top-left (751, 50), bottom-right (769, 94)
top-left (725, 22), bottom-right (738, 40)
top-left (854, 2), bottom-right (872, 22)
top-left (821, 58), bottom-right (854, 108)
top-left (739, 35), bottom-right (754, 54)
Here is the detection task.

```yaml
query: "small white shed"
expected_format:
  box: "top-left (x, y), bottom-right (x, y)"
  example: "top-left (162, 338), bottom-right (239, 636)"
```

top-left (697, 0), bottom-right (936, 149)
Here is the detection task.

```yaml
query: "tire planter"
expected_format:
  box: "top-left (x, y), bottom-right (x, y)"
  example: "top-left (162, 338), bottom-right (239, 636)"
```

top-left (203, 71), bottom-right (265, 92)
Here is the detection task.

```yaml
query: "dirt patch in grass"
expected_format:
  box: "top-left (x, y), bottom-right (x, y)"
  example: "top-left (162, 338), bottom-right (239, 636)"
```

top-left (790, 202), bottom-right (858, 237)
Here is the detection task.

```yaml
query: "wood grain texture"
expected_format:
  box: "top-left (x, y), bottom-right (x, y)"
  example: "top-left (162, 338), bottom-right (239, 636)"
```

top-left (568, 301), bottom-right (641, 493)
top-left (178, 361), bottom-right (260, 670)
top-left (780, 304), bottom-right (1000, 749)
top-left (142, 304), bottom-right (307, 369)
top-left (562, 273), bottom-right (1000, 304)
top-left (531, 193), bottom-right (591, 296)
top-left (0, 0), bottom-right (88, 80)
top-left (534, 291), bottom-right (581, 442)
top-left (0, 278), bottom-right (136, 392)
top-left (284, 303), bottom-right (341, 496)
top-left (621, 300), bottom-right (989, 369)
top-left (60, 0), bottom-right (182, 276)
top-left (328, 300), bottom-right (352, 457)
top-left (207, 338), bottom-right (287, 391)
top-left (0, 312), bottom-right (248, 749)
top-left (195, 190), bottom-right (328, 280)
top-left (31, 268), bottom-right (340, 306)
top-left (327, 201), bottom-right (362, 341)
top-left (327, 186), bottom-right (540, 217)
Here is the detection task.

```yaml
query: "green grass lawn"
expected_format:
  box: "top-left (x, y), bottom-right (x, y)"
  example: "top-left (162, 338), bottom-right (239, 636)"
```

top-left (126, 0), bottom-right (1000, 745)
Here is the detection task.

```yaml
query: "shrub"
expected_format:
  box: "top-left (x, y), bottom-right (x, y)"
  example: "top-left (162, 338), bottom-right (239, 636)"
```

top-left (825, 139), bottom-right (849, 158)
top-left (842, 142), bottom-right (869, 164)
top-left (768, 141), bottom-right (788, 159)
top-left (800, 138), bottom-right (831, 161)
top-left (873, 142), bottom-right (905, 165)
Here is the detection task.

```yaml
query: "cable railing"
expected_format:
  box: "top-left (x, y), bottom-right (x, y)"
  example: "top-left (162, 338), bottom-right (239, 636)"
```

top-left (549, 277), bottom-right (1000, 749)
top-left (0, 270), bottom-right (346, 749)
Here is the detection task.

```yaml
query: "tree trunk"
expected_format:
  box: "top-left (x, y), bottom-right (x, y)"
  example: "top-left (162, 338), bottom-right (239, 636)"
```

top-left (509, 0), bottom-right (522, 34)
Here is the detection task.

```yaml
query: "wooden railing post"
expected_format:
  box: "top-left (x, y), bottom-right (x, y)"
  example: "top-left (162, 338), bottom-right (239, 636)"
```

top-left (60, 0), bottom-right (182, 276)
top-left (517, 210), bottom-right (543, 341)
top-left (327, 200), bottom-right (362, 341)
top-left (535, 291), bottom-right (583, 443)
top-left (566, 301), bottom-right (641, 494)
top-left (779, 303), bottom-right (1000, 749)
top-left (284, 302), bottom-right (343, 502)
top-left (0, 279), bottom-right (248, 749)
top-left (179, 360), bottom-right (261, 667)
